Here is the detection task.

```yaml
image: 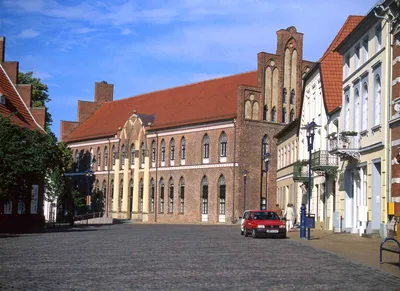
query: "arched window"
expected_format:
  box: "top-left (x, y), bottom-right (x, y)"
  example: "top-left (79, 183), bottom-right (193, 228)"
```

top-left (344, 92), bottom-right (350, 130)
top-left (354, 88), bottom-right (360, 132)
top-left (160, 178), bottom-right (165, 213)
top-left (97, 147), bottom-right (101, 169)
top-left (282, 88), bottom-right (287, 104)
top-left (203, 134), bottom-right (210, 160)
top-left (121, 144), bottom-right (125, 166)
top-left (181, 137), bottom-right (186, 161)
top-left (150, 179), bottom-right (155, 213)
top-left (290, 109), bottom-right (294, 122)
top-left (220, 132), bottom-right (227, 158)
top-left (179, 177), bottom-right (184, 214)
top-left (129, 179), bottom-right (133, 214)
top-left (140, 142), bottom-right (145, 166)
top-left (271, 107), bottom-right (276, 121)
top-left (104, 146), bottom-right (108, 167)
top-left (161, 139), bottom-right (166, 162)
top-left (119, 179), bottom-right (123, 212)
top-left (262, 135), bottom-right (268, 157)
top-left (152, 141), bottom-right (156, 163)
top-left (374, 75), bottom-right (381, 126)
top-left (89, 148), bottom-right (94, 169)
top-left (140, 179), bottom-right (144, 213)
top-left (362, 83), bottom-right (368, 131)
top-left (170, 138), bottom-right (175, 161)
top-left (201, 177), bottom-right (208, 215)
top-left (130, 144), bottom-right (135, 166)
top-left (263, 105), bottom-right (268, 121)
top-left (252, 102), bottom-right (259, 120)
top-left (290, 89), bottom-right (295, 105)
top-left (282, 107), bottom-right (287, 123)
top-left (110, 180), bottom-right (114, 210)
top-left (219, 175), bottom-right (226, 215)
top-left (102, 180), bottom-right (107, 210)
top-left (112, 145), bottom-right (116, 166)
top-left (169, 178), bottom-right (174, 213)
top-left (244, 100), bottom-right (251, 119)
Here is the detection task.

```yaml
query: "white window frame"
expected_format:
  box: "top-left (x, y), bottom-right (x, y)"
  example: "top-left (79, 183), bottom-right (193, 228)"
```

top-left (375, 24), bottom-right (382, 52)
top-left (361, 82), bottom-right (368, 131)
top-left (374, 74), bottom-right (381, 126)
top-left (362, 36), bottom-right (368, 63)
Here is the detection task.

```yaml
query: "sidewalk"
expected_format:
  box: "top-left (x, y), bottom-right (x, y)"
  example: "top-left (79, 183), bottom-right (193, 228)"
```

top-left (288, 228), bottom-right (400, 277)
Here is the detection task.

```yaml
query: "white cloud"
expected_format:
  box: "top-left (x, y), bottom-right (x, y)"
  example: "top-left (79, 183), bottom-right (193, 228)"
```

top-left (72, 27), bottom-right (98, 34)
top-left (16, 28), bottom-right (40, 38)
top-left (34, 71), bottom-right (53, 80)
top-left (120, 28), bottom-right (132, 35)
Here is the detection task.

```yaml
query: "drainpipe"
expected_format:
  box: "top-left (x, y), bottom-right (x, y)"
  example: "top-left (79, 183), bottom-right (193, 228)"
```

top-left (232, 118), bottom-right (237, 222)
top-left (374, 8), bottom-right (392, 218)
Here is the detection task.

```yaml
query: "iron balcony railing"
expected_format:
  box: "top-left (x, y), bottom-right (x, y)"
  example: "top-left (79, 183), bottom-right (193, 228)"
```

top-left (329, 131), bottom-right (360, 153)
top-left (293, 161), bottom-right (309, 182)
top-left (311, 150), bottom-right (338, 170)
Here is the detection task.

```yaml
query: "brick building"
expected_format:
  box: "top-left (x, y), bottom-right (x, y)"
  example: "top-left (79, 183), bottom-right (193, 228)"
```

top-left (0, 37), bottom-right (46, 231)
top-left (61, 27), bottom-right (313, 223)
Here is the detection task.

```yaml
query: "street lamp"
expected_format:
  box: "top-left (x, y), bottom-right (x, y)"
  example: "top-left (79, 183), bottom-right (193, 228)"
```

top-left (304, 120), bottom-right (319, 240)
top-left (85, 169), bottom-right (94, 211)
top-left (243, 170), bottom-right (247, 212)
top-left (263, 152), bottom-right (270, 210)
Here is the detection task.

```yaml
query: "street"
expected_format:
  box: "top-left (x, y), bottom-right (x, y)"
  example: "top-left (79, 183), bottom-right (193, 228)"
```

top-left (0, 224), bottom-right (399, 290)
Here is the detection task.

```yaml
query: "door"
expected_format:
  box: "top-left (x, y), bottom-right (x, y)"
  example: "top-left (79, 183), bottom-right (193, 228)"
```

top-left (372, 161), bottom-right (381, 230)
top-left (344, 169), bottom-right (354, 230)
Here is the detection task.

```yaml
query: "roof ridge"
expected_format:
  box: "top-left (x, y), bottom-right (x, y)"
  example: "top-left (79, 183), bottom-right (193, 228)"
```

top-left (109, 70), bottom-right (257, 104)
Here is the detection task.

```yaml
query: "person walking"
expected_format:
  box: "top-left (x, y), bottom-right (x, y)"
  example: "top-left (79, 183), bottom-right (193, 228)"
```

top-left (284, 203), bottom-right (295, 232)
top-left (273, 204), bottom-right (282, 217)
top-left (290, 203), bottom-right (296, 227)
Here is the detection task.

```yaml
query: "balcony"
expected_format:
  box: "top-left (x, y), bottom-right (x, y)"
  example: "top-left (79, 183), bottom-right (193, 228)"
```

top-left (329, 131), bottom-right (360, 160)
top-left (311, 150), bottom-right (338, 175)
top-left (293, 161), bottom-right (309, 182)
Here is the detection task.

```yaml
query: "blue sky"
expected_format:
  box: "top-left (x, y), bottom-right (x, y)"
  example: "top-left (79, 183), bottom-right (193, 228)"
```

top-left (3, 0), bottom-right (378, 139)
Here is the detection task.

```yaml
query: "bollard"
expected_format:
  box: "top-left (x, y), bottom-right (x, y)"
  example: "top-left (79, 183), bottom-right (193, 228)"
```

top-left (300, 204), bottom-right (306, 239)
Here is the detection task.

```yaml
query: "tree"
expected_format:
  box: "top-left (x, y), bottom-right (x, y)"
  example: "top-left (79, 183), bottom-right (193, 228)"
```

top-left (18, 71), bottom-right (53, 134)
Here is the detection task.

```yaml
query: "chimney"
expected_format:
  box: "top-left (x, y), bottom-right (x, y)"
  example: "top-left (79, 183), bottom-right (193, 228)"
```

top-left (0, 37), bottom-right (5, 63)
top-left (31, 107), bottom-right (46, 129)
top-left (60, 121), bottom-right (79, 142)
top-left (16, 84), bottom-right (32, 107)
top-left (2, 61), bottom-right (19, 84)
top-left (94, 82), bottom-right (114, 103)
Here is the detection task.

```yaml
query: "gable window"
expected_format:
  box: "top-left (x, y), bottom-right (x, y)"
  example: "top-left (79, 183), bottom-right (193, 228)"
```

top-left (161, 139), bottom-right (166, 163)
top-left (355, 44), bottom-right (360, 69)
top-left (375, 24), bottom-right (382, 52)
top-left (282, 88), bottom-right (287, 104)
top-left (282, 107), bottom-right (287, 123)
top-left (219, 175), bottom-right (226, 215)
top-left (290, 109), bottom-right (295, 122)
top-left (220, 132), bottom-right (227, 159)
top-left (290, 89), bottom-right (295, 105)
top-left (97, 147), bottom-right (101, 170)
top-left (152, 141), bottom-right (156, 163)
top-left (130, 144), bottom-right (135, 166)
top-left (170, 139), bottom-right (175, 161)
top-left (203, 134), bottom-right (210, 162)
top-left (362, 36), bottom-right (368, 63)
top-left (104, 147), bottom-right (108, 167)
top-left (271, 107), bottom-right (276, 121)
top-left (160, 178), bottom-right (164, 213)
top-left (169, 178), bottom-right (174, 213)
top-left (121, 144), bottom-right (125, 167)
top-left (374, 75), bottom-right (381, 126)
top-left (151, 179), bottom-right (155, 213)
top-left (362, 82), bottom-right (368, 131)
top-left (201, 176), bottom-right (208, 215)
top-left (181, 137), bottom-right (186, 161)
top-left (263, 105), bottom-right (268, 121)
top-left (140, 142), bottom-right (145, 168)
top-left (179, 178), bottom-right (184, 214)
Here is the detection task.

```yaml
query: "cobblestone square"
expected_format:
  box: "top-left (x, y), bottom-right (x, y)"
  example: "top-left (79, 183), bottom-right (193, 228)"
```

top-left (0, 224), bottom-right (399, 290)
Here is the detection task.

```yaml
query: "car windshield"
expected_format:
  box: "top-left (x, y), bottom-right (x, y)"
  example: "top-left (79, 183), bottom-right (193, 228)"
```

top-left (253, 212), bottom-right (279, 220)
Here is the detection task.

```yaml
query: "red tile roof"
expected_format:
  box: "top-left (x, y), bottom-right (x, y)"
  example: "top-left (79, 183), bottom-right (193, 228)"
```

top-left (65, 71), bottom-right (258, 142)
top-left (0, 63), bottom-right (44, 132)
top-left (319, 15), bottom-right (364, 113)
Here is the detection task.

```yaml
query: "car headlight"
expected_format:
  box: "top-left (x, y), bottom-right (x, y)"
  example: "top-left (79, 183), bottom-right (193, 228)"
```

top-left (279, 225), bottom-right (286, 229)
top-left (257, 225), bottom-right (265, 228)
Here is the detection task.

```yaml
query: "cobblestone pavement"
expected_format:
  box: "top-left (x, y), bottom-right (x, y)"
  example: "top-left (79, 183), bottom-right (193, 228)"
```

top-left (0, 224), bottom-right (399, 291)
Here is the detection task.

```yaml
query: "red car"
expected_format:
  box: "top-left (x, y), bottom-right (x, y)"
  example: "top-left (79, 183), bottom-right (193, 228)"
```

top-left (241, 210), bottom-right (286, 238)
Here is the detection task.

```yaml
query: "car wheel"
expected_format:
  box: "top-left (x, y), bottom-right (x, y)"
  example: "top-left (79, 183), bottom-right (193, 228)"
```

top-left (252, 229), bottom-right (257, 238)
top-left (244, 228), bottom-right (248, 237)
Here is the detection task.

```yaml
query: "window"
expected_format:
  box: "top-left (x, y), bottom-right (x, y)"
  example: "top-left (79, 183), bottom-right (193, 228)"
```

top-left (290, 109), bottom-right (294, 122)
top-left (282, 88), bottom-right (287, 104)
top-left (362, 36), bottom-right (368, 63)
top-left (129, 179), bottom-right (133, 214)
top-left (282, 107), bottom-right (287, 123)
top-left (271, 107), bottom-right (276, 121)
top-left (102, 180), bottom-right (107, 205)
top-left (263, 105), bottom-right (268, 121)
top-left (152, 141), bottom-right (156, 162)
top-left (151, 179), bottom-right (155, 213)
top-left (121, 145), bottom-right (125, 166)
top-left (97, 147), bottom-right (101, 169)
top-left (170, 139), bottom-right (175, 161)
top-left (90, 148), bottom-right (94, 169)
top-left (355, 45), bottom-right (360, 69)
top-left (278, 149), bottom-right (281, 169)
top-left (290, 89), bottom-right (295, 105)
top-left (220, 132), bottom-right (227, 157)
top-left (262, 135), bottom-right (268, 157)
top-left (140, 179), bottom-right (143, 213)
top-left (104, 147), bottom-right (108, 167)
top-left (344, 92), bottom-right (350, 130)
top-left (362, 83), bottom-right (368, 131)
top-left (181, 137), bottom-right (186, 160)
top-left (219, 175), bottom-right (226, 215)
top-left (201, 177), bottom-right (208, 215)
top-left (160, 178), bottom-right (164, 213)
top-left (179, 178), bottom-right (184, 214)
top-left (161, 139), bottom-right (165, 162)
top-left (169, 178), bottom-right (174, 213)
top-left (141, 142), bottom-right (145, 166)
top-left (375, 24), bottom-right (382, 51)
top-left (354, 88), bottom-right (360, 132)
top-left (131, 144), bottom-right (135, 166)
top-left (374, 75), bottom-right (381, 126)
top-left (203, 134), bottom-right (210, 159)
top-left (345, 54), bottom-right (350, 77)
top-left (119, 180), bottom-right (123, 211)
top-left (112, 145), bottom-right (116, 166)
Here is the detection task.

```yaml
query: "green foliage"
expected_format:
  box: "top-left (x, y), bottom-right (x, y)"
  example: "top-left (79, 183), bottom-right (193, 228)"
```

top-left (72, 190), bottom-right (86, 208)
top-left (18, 71), bottom-right (53, 134)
